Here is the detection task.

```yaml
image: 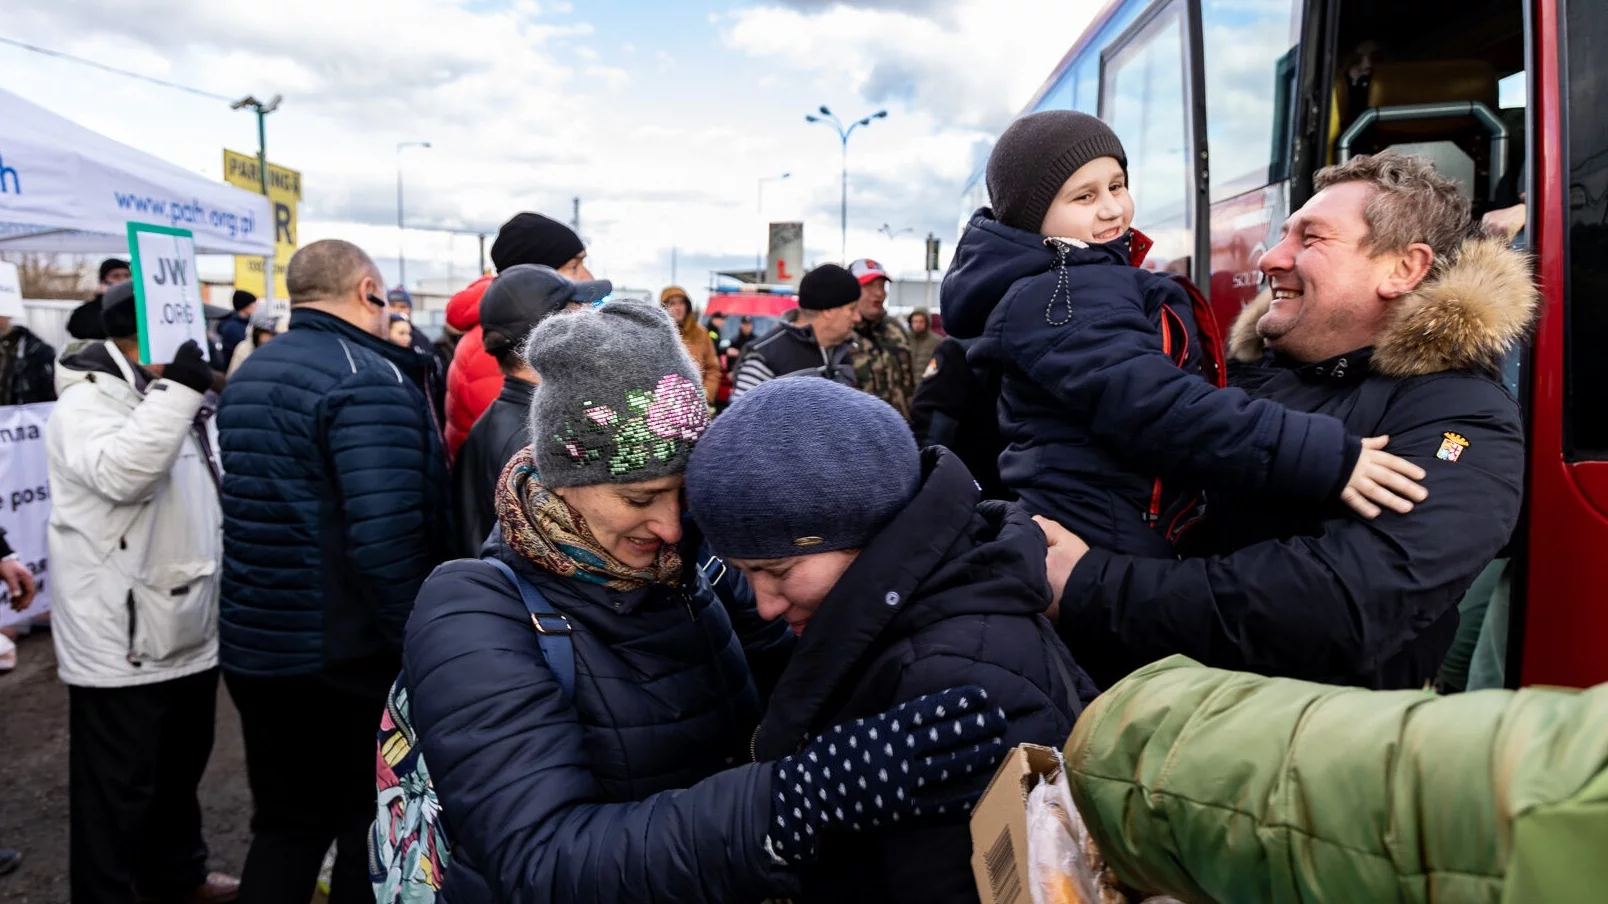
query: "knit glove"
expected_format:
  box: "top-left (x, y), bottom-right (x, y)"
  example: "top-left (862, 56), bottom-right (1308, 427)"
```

top-left (161, 340), bottom-right (214, 394)
top-left (766, 685), bottom-right (1007, 864)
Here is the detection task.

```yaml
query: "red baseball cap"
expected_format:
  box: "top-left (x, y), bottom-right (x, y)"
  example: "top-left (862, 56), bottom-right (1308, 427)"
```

top-left (849, 259), bottom-right (891, 286)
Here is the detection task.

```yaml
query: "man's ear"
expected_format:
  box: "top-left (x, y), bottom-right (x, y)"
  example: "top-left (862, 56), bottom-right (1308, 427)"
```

top-left (1380, 242), bottom-right (1435, 299)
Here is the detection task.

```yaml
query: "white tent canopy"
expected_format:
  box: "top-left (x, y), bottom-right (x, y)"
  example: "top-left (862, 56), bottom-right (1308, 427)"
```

top-left (0, 87), bottom-right (272, 256)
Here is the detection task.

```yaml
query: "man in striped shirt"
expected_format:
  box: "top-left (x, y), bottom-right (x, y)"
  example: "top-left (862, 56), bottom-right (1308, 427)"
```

top-left (729, 264), bottom-right (862, 401)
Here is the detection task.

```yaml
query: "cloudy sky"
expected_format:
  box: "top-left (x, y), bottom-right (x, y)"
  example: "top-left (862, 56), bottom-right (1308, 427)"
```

top-left (1, 0), bottom-right (1104, 300)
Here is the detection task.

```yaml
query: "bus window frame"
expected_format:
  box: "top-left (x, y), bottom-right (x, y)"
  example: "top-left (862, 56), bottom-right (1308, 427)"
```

top-left (1097, 0), bottom-right (1213, 291)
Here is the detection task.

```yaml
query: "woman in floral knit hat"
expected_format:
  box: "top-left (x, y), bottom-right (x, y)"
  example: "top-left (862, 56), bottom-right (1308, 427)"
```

top-left (392, 299), bottom-right (1008, 904)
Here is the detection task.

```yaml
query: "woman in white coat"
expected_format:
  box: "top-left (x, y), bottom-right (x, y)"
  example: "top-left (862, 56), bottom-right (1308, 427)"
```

top-left (44, 281), bottom-right (239, 904)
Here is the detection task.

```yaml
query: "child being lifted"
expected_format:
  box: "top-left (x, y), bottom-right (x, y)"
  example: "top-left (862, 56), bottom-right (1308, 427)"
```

top-left (941, 111), bottom-right (1425, 564)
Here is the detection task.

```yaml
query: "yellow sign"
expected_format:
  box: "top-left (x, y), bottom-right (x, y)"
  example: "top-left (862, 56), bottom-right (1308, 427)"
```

top-left (222, 150), bottom-right (301, 300)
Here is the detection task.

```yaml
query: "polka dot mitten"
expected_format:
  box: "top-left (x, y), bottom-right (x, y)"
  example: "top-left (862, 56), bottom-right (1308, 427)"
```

top-left (765, 685), bottom-right (1008, 864)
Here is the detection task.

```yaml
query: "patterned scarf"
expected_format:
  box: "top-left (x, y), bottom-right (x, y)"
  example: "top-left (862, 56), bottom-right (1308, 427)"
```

top-left (495, 446), bottom-right (683, 592)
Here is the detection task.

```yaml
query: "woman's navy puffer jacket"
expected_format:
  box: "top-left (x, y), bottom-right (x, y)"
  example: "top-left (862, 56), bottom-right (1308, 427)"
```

top-left (403, 527), bottom-right (796, 904)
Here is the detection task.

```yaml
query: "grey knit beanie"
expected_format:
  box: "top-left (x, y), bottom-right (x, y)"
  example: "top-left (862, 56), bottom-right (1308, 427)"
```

top-left (685, 377), bottom-right (921, 560)
top-left (987, 110), bottom-right (1127, 233)
top-left (524, 299), bottom-right (710, 488)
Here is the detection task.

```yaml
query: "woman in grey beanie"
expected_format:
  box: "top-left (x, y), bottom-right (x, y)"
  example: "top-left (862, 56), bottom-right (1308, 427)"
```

top-left (684, 376), bottom-right (1098, 903)
top-left (390, 300), bottom-right (1007, 904)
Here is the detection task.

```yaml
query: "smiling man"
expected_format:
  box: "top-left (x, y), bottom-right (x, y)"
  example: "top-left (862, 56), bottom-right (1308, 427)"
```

top-left (1042, 152), bottom-right (1539, 690)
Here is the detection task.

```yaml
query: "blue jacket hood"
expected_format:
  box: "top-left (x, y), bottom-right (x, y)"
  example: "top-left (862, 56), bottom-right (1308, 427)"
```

top-left (941, 207), bottom-right (1135, 339)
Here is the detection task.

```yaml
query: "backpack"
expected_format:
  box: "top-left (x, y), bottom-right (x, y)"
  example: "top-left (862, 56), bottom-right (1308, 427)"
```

top-left (369, 556), bottom-right (575, 904)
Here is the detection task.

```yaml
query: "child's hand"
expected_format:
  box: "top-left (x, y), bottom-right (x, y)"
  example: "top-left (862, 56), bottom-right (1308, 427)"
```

top-left (1342, 436), bottom-right (1428, 519)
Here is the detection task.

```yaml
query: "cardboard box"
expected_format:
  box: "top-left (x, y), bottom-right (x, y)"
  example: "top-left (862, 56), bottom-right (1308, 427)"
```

top-left (969, 743), bottom-right (1066, 904)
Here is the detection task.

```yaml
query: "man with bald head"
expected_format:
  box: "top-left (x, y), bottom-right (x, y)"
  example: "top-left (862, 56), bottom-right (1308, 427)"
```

top-left (216, 240), bottom-right (452, 904)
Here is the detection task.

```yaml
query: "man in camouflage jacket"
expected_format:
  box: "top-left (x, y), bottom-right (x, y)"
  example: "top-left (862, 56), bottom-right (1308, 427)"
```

top-left (849, 258), bottom-right (916, 420)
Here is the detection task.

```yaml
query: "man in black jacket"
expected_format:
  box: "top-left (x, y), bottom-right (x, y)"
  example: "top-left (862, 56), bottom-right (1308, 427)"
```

top-left (453, 264), bottom-right (611, 555)
top-left (217, 240), bottom-right (452, 904)
top-left (65, 258), bottom-right (132, 342)
top-left (0, 313), bottom-right (55, 404)
top-left (729, 264), bottom-right (860, 401)
top-left (1043, 152), bottom-right (1538, 690)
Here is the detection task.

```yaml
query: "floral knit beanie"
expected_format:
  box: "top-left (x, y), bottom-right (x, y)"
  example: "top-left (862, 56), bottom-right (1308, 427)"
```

top-left (524, 299), bottom-right (710, 487)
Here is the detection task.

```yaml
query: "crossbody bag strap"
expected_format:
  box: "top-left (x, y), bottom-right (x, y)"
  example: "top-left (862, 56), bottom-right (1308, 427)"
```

top-left (481, 557), bottom-right (576, 701)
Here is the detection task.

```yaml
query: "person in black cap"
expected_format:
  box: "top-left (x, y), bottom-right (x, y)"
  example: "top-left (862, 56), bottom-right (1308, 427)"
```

top-left (65, 257), bottom-right (134, 341)
top-left (452, 264), bottom-right (612, 556)
top-left (218, 289), bottom-right (258, 365)
top-left (728, 264), bottom-right (860, 402)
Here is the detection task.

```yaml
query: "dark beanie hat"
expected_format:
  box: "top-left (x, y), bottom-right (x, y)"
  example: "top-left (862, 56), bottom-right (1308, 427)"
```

top-left (797, 264), bottom-right (862, 311)
top-left (987, 111), bottom-right (1127, 233)
top-left (100, 280), bottom-right (138, 339)
top-left (490, 212), bottom-right (585, 273)
top-left (686, 378), bottom-right (920, 560)
top-left (98, 258), bottom-right (129, 282)
top-left (232, 289), bottom-right (257, 312)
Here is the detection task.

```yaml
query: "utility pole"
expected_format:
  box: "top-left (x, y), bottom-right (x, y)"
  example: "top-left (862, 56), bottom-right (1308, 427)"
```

top-left (230, 94), bottom-right (281, 319)
top-left (572, 197), bottom-right (581, 236)
top-left (671, 247), bottom-right (678, 285)
top-left (805, 106), bottom-right (887, 262)
top-left (396, 141), bottom-right (431, 289)
top-left (478, 233), bottom-right (488, 275)
top-left (924, 233), bottom-right (940, 308)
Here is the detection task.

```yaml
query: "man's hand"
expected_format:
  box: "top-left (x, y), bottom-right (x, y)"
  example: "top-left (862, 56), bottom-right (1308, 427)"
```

top-left (1035, 515), bottom-right (1089, 623)
top-left (1343, 435), bottom-right (1428, 519)
top-left (1481, 203), bottom-right (1527, 243)
top-left (1, 558), bottom-right (37, 612)
top-left (159, 340), bottom-right (216, 394)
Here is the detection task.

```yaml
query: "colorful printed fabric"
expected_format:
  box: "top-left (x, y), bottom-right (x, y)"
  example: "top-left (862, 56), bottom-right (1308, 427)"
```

top-left (495, 447), bottom-right (683, 592)
top-left (370, 679), bottom-right (451, 904)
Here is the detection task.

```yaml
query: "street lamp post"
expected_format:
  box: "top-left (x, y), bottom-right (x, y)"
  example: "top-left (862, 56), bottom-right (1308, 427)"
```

top-left (805, 106), bottom-right (887, 262)
top-left (230, 94), bottom-right (282, 318)
top-left (396, 141), bottom-right (431, 290)
top-left (757, 172), bottom-right (790, 281)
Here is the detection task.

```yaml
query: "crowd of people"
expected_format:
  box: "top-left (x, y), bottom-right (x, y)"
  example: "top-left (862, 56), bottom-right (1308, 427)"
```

top-left (1, 103), bottom-right (1570, 903)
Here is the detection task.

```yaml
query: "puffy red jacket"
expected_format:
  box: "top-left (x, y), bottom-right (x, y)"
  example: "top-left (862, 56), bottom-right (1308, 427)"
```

top-left (445, 274), bottom-right (502, 460)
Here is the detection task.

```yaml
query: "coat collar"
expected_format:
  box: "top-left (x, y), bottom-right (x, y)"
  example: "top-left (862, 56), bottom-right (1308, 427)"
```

top-left (1228, 238), bottom-right (1538, 378)
top-left (289, 307), bottom-right (432, 377)
top-left (496, 374), bottom-right (537, 409)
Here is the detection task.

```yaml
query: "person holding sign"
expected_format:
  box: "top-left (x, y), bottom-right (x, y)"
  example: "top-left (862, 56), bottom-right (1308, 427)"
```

top-left (44, 279), bottom-right (238, 904)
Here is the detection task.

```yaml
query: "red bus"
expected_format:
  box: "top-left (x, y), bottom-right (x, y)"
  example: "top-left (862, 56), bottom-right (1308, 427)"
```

top-left (961, 0), bottom-right (1608, 687)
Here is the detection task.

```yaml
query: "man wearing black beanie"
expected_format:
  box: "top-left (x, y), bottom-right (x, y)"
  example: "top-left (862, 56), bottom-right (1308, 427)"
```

top-left (729, 263), bottom-right (860, 401)
top-left (218, 289), bottom-right (258, 365)
top-left (445, 211), bottom-right (594, 461)
top-left (489, 212), bottom-right (588, 275)
top-left (65, 257), bottom-right (134, 341)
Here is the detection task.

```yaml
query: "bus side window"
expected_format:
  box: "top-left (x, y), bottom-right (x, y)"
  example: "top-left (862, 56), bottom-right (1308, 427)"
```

top-left (1100, 0), bottom-right (1194, 273)
top-left (1566, 0), bottom-right (1608, 458)
top-left (1199, 0), bottom-right (1303, 202)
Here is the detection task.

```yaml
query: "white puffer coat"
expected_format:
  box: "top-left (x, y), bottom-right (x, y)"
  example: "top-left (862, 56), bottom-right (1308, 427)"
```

top-left (46, 341), bottom-right (222, 687)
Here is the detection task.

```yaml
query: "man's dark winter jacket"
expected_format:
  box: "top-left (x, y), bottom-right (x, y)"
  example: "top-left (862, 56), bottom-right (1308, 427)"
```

top-left (453, 376), bottom-right (534, 557)
top-left (0, 325), bottom-right (56, 404)
top-left (217, 307), bottom-right (453, 680)
top-left (403, 525), bottom-right (797, 904)
top-left (217, 313), bottom-right (249, 365)
top-left (751, 448), bottom-right (1095, 904)
top-left (729, 321), bottom-right (856, 401)
top-left (1061, 238), bottom-right (1538, 690)
top-left (942, 210), bottom-right (1357, 558)
top-left (909, 336), bottom-right (1009, 499)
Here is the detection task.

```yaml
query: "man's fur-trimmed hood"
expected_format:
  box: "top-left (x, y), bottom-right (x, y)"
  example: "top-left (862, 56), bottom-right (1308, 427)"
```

top-left (1228, 238), bottom-right (1539, 378)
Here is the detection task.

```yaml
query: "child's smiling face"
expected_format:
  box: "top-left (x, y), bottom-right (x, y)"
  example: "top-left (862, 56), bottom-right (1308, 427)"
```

top-left (1038, 156), bottom-right (1134, 245)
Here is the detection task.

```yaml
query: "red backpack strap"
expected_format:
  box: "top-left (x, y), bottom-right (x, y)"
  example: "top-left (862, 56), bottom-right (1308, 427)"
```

top-left (1170, 274), bottom-right (1228, 389)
